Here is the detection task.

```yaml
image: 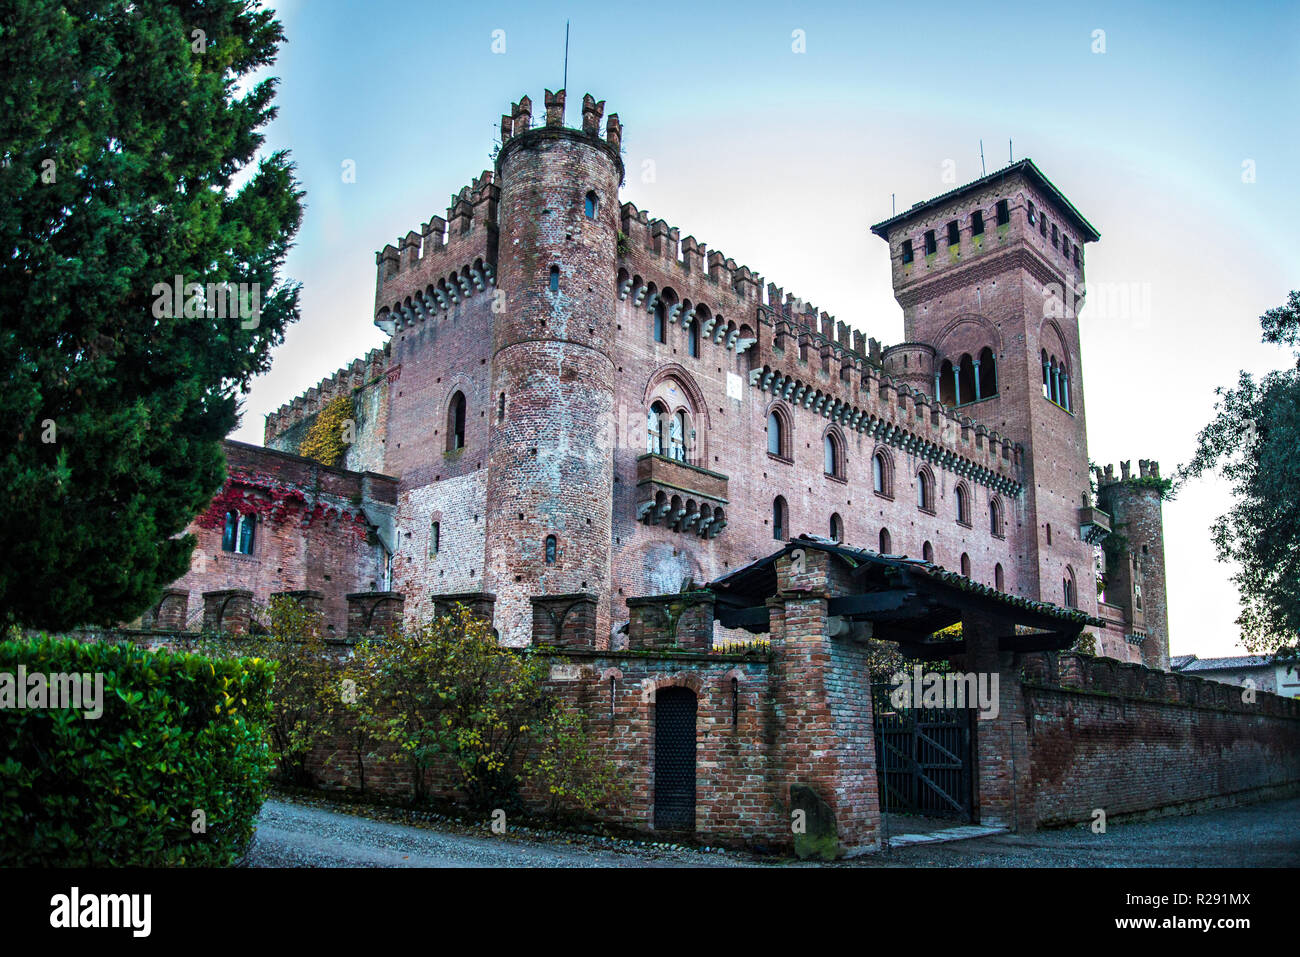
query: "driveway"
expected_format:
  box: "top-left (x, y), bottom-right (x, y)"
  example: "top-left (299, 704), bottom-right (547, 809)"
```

top-left (246, 795), bottom-right (1300, 868)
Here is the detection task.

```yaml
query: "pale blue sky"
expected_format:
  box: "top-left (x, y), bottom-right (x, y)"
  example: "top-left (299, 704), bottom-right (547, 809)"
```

top-left (237, 0), bottom-right (1299, 657)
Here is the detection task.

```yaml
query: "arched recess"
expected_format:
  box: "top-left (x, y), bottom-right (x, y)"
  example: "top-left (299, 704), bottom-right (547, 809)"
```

top-left (932, 313), bottom-right (1004, 359)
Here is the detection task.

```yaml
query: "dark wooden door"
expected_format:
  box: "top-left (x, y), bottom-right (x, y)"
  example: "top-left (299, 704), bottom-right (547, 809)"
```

top-left (654, 687), bottom-right (697, 830)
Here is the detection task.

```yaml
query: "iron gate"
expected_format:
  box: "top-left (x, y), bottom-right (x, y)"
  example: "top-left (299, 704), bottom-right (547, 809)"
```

top-left (654, 687), bottom-right (697, 830)
top-left (871, 672), bottom-right (973, 819)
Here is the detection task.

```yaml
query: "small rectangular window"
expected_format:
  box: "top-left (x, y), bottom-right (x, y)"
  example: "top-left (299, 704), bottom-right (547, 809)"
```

top-left (1027, 201), bottom-right (1036, 225)
top-left (996, 199), bottom-right (1009, 226)
top-left (1051, 224), bottom-right (1059, 248)
top-left (549, 265), bottom-right (559, 292)
top-left (971, 211), bottom-right (984, 236)
top-left (901, 239), bottom-right (914, 264)
top-left (1040, 216), bottom-right (1048, 238)
top-left (924, 230), bottom-right (937, 255)
top-left (946, 221), bottom-right (959, 246)
top-left (1073, 245), bottom-right (1081, 267)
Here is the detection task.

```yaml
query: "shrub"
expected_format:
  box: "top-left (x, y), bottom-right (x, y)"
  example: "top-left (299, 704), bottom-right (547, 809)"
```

top-left (197, 596), bottom-right (337, 787)
top-left (0, 635), bottom-right (275, 866)
top-left (523, 704), bottom-right (628, 819)
top-left (345, 605), bottom-right (548, 808)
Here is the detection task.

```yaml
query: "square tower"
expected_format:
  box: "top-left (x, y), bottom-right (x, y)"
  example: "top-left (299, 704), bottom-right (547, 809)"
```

top-left (871, 160), bottom-right (1100, 613)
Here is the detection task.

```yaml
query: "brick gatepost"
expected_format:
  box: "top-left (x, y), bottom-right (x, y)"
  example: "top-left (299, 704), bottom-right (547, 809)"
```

top-left (531, 593), bottom-right (598, 650)
top-left (767, 548), bottom-right (880, 858)
top-left (202, 589), bottom-right (254, 635)
top-left (273, 589), bottom-right (326, 619)
top-left (151, 588), bottom-right (190, 631)
top-left (346, 591), bottom-right (405, 640)
top-left (960, 610), bottom-right (1034, 830)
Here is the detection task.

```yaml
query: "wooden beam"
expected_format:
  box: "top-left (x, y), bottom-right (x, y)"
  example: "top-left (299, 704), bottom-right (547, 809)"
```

top-left (826, 590), bottom-right (915, 617)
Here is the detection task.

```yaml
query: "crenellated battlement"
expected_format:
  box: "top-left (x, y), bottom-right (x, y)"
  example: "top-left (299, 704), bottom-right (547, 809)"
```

top-left (373, 170), bottom-right (500, 322)
top-left (264, 345), bottom-right (391, 444)
top-left (1096, 459), bottom-right (1161, 488)
top-left (617, 201), bottom-right (873, 365)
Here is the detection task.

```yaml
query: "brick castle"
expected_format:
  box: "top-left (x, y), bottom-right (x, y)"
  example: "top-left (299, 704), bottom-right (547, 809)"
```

top-left (157, 89), bottom-right (1169, 671)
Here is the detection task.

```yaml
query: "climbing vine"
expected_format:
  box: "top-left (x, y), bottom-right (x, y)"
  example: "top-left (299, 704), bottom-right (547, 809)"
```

top-left (298, 394), bottom-right (355, 467)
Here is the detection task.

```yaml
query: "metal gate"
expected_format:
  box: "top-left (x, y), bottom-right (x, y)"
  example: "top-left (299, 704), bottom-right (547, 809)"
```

top-left (871, 672), bottom-right (973, 820)
top-left (654, 687), bottom-right (697, 830)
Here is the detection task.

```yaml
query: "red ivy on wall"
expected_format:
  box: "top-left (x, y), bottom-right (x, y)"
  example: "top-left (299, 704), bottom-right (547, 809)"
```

top-left (195, 471), bottom-right (369, 541)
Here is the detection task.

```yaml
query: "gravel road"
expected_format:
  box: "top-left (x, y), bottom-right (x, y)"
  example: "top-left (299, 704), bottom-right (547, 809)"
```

top-left (246, 795), bottom-right (1300, 868)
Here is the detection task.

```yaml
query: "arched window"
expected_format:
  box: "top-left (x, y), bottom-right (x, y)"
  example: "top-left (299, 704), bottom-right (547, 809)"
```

top-left (922, 540), bottom-right (934, 563)
top-left (584, 191), bottom-right (598, 218)
top-left (686, 319), bottom-right (699, 357)
top-left (1046, 522), bottom-right (1053, 545)
top-left (430, 520), bottom-right (440, 556)
top-left (772, 496), bottom-right (787, 541)
top-left (960, 552), bottom-right (971, 578)
top-left (978, 346), bottom-right (998, 399)
top-left (917, 469), bottom-right (933, 512)
top-left (1063, 566), bottom-right (1077, 608)
top-left (830, 512), bottom-right (843, 543)
top-left (879, 527), bottom-right (892, 555)
top-left (545, 535), bottom-right (558, 564)
top-left (653, 300), bottom-right (666, 343)
top-left (823, 432), bottom-right (843, 478)
top-left (767, 409), bottom-right (785, 457)
top-left (872, 451), bottom-right (891, 496)
top-left (995, 563), bottom-right (1005, 591)
top-left (647, 401), bottom-right (667, 456)
top-left (497, 391), bottom-right (506, 422)
top-left (549, 265), bottom-right (560, 293)
top-left (956, 484), bottom-right (970, 526)
top-left (989, 497), bottom-right (1003, 537)
top-left (447, 391), bottom-right (467, 450)
top-left (1042, 350), bottom-right (1051, 399)
top-left (668, 410), bottom-right (687, 462)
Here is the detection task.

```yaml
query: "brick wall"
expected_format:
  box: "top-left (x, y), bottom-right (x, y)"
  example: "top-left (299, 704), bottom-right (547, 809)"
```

top-left (1021, 651), bottom-right (1300, 826)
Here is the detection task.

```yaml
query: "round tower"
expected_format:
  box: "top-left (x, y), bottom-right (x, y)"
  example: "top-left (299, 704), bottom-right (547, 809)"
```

top-left (1096, 459), bottom-right (1170, 670)
top-left (485, 91), bottom-right (624, 646)
top-left (881, 342), bottom-right (936, 397)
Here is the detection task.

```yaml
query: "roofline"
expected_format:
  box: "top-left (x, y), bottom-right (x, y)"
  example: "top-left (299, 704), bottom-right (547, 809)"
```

top-left (869, 158), bottom-right (1101, 244)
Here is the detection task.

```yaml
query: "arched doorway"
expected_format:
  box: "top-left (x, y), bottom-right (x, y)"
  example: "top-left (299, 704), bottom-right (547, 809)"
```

top-left (653, 686), bottom-right (697, 830)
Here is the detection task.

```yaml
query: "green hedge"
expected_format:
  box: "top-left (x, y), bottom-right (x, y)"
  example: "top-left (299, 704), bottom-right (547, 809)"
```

top-left (0, 635), bottom-right (276, 866)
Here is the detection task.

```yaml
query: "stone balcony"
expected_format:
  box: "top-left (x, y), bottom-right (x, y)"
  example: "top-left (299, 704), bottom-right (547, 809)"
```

top-left (635, 453), bottom-right (729, 538)
top-left (1078, 505), bottom-right (1112, 545)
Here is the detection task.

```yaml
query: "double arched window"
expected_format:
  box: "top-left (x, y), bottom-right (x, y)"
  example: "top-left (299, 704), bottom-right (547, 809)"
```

top-left (647, 401), bottom-right (688, 462)
top-left (447, 391), bottom-right (467, 451)
top-left (222, 510), bottom-right (256, 555)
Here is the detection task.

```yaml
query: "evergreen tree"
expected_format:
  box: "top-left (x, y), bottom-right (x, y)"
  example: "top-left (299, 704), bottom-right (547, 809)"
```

top-left (0, 0), bottom-right (303, 629)
top-left (1180, 291), bottom-right (1300, 661)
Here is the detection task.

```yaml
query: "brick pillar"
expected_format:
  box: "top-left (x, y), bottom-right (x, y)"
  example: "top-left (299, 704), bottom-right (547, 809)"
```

top-left (768, 550), bottom-right (880, 858)
top-left (273, 590), bottom-right (325, 618)
top-left (626, 592), bottom-right (715, 652)
top-left (152, 588), bottom-right (189, 631)
top-left (346, 591), bottom-right (405, 641)
top-left (429, 592), bottom-right (497, 629)
top-left (531, 594), bottom-right (598, 650)
top-left (962, 611), bottom-right (1034, 830)
top-left (202, 589), bottom-right (254, 635)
